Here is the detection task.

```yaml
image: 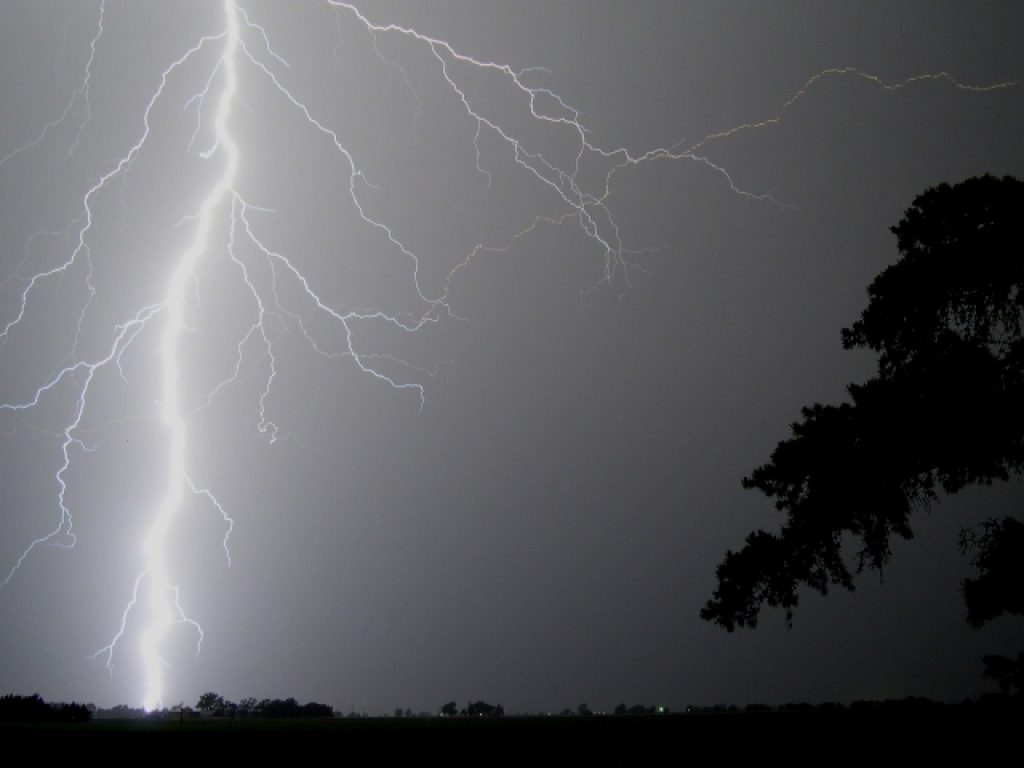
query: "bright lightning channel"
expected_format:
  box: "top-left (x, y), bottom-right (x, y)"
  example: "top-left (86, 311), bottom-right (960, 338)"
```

top-left (135, 0), bottom-right (239, 712)
top-left (0, 0), bottom-right (1018, 710)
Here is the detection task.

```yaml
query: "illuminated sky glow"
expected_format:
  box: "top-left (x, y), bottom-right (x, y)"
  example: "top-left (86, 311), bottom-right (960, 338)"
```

top-left (1, 2), bottom-right (1023, 712)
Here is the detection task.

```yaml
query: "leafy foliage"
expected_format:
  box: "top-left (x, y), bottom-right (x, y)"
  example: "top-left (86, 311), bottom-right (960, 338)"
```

top-left (702, 175), bottom-right (1024, 631)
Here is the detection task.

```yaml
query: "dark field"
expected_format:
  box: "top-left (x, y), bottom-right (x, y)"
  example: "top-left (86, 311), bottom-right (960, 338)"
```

top-left (4, 706), bottom-right (1021, 765)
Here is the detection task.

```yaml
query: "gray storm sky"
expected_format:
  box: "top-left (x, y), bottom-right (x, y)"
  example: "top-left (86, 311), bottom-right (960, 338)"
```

top-left (1, 1), bottom-right (1023, 713)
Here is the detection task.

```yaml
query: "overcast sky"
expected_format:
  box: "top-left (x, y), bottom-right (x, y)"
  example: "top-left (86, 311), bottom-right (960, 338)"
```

top-left (1, 1), bottom-right (1023, 713)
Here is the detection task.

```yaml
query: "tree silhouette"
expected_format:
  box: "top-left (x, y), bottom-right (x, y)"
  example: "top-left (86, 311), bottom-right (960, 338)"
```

top-left (961, 516), bottom-right (1024, 694)
top-left (463, 700), bottom-right (504, 717)
top-left (196, 691), bottom-right (224, 712)
top-left (0, 694), bottom-right (92, 723)
top-left (702, 175), bottom-right (1024, 633)
top-left (961, 517), bottom-right (1024, 627)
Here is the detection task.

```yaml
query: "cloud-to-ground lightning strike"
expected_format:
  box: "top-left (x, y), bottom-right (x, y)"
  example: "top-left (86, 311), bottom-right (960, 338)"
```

top-left (0, 1), bottom-right (1019, 708)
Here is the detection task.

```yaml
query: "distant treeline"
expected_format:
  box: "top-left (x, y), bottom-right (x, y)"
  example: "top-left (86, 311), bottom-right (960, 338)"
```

top-left (192, 693), bottom-right (332, 719)
top-left (0, 694), bottom-right (92, 723)
top-left (496, 695), bottom-right (1021, 717)
top-left (5, 692), bottom-right (1019, 723)
top-left (256, 698), bottom-right (333, 719)
top-left (433, 695), bottom-right (1021, 719)
top-left (439, 700), bottom-right (504, 717)
top-left (679, 695), bottom-right (1021, 714)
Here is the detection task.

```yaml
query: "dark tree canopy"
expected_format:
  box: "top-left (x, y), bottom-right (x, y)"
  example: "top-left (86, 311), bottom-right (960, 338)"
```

top-left (462, 700), bottom-right (504, 717)
top-left (196, 691), bottom-right (224, 712)
top-left (702, 174), bottom-right (1024, 632)
top-left (960, 516), bottom-right (1024, 628)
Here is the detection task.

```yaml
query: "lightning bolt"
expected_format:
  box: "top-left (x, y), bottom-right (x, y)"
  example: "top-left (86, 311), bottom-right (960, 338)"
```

top-left (0, 1), bottom-right (1018, 709)
top-left (132, 1), bottom-right (239, 710)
